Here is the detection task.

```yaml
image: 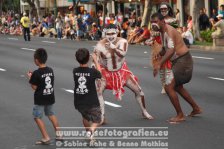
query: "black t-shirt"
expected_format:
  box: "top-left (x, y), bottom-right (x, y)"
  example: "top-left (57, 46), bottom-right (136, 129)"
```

top-left (29, 67), bottom-right (55, 105)
top-left (73, 67), bottom-right (101, 109)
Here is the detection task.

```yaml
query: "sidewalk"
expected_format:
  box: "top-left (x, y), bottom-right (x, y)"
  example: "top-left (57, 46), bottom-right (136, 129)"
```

top-left (190, 45), bottom-right (224, 51)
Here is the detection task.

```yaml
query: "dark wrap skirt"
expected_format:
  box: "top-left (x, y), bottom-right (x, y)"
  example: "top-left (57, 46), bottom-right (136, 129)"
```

top-left (172, 52), bottom-right (193, 87)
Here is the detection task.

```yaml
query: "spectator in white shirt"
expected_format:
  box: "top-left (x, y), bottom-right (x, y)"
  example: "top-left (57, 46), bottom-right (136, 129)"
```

top-left (182, 26), bottom-right (194, 47)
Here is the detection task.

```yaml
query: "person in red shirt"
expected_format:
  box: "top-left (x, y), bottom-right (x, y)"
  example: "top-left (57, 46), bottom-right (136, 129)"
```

top-left (133, 25), bottom-right (151, 44)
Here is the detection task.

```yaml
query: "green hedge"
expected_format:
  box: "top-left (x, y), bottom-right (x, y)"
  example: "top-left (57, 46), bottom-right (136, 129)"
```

top-left (200, 29), bottom-right (214, 42)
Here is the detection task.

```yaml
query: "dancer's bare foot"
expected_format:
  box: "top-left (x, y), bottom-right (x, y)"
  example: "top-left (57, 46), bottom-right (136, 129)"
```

top-left (188, 108), bottom-right (202, 117)
top-left (161, 88), bottom-right (166, 94)
top-left (142, 111), bottom-right (154, 120)
top-left (167, 115), bottom-right (185, 124)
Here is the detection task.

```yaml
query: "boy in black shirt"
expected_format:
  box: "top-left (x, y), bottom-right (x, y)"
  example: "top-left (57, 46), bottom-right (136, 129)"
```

top-left (73, 48), bottom-right (102, 143)
top-left (27, 48), bottom-right (60, 145)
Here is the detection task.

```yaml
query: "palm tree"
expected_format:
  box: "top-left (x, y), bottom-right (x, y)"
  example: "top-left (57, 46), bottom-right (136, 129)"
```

top-left (73, 0), bottom-right (81, 14)
top-left (22, 0), bottom-right (40, 19)
top-left (192, 0), bottom-right (203, 40)
top-left (0, 0), bottom-right (4, 15)
top-left (141, 0), bottom-right (152, 27)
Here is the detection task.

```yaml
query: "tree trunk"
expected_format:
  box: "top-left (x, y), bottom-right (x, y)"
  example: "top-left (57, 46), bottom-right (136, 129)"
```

top-left (34, 0), bottom-right (40, 20)
top-left (73, 0), bottom-right (81, 15)
top-left (141, 0), bottom-right (152, 27)
top-left (192, 0), bottom-right (201, 40)
top-left (0, 0), bottom-right (3, 16)
top-left (22, 0), bottom-right (36, 17)
top-left (103, 1), bottom-right (107, 27)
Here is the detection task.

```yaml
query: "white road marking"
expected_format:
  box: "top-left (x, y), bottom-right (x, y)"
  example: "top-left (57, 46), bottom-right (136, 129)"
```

top-left (8, 38), bottom-right (18, 40)
top-left (21, 48), bottom-right (35, 51)
top-left (104, 101), bottom-right (122, 108)
top-left (42, 41), bottom-right (56, 44)
top-left (63, 89), bottom-right (74, 93)
top-left (144, 51), bottom-right (148, 54)
top-left (0, 68), bottom-right (6, 71)
top-left (63, 88), bottom-right (122, 108)
top-left (192, 56), bottom-right (214, 60)
top-left (208, 77), bottom-right (224, 81)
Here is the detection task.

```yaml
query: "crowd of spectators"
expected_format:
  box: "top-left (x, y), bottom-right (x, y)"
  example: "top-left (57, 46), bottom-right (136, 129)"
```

top-left (0, 10), bottom-right (151, 45)
top-left (1, 5), bottom-right (224, 44)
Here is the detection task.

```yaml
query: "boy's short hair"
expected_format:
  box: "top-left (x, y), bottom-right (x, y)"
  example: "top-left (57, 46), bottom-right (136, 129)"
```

top-left (75, 48), bottom-right (90, 64)
top-left (151, 13), bottom-right (165, 21)
top-left (34, 48), bottom-right (48, 64)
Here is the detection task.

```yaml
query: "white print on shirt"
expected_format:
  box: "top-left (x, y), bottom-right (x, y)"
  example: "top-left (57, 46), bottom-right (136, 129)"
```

top-left (41, 73), bottom-right (53, 78)
top-left (76, 76), bottom-right (88, 94)
top-left (43, 76), bottom-right (54, 95)
top-left (75, 72), bottom-right (90, 77)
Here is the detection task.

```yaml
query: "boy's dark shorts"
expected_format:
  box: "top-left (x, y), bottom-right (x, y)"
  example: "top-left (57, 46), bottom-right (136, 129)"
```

top-left (78, 106), bottom-right (102, 123)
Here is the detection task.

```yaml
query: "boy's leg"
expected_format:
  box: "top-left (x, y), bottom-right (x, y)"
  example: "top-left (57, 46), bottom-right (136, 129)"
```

top-left (48, 115), bottom-right (60, 131)
top-left (83, 114), bottom-right (100, 141)
top-left (175, 85), bottom-right (202, 116)
top-left (34, 118), bottom-right (50, 141)
top-left (33, 105), bottom-right (50, 141)
top-left (164, 79), bottom-right (185, 123)
top-left (45, 105), bottom-right (60, 137)
top-left (89, 122), bottom-right (99, 134)
top-left (83, 118), bottom-right (91, 131)
top-left (88, 107), bottom-right (102, 133)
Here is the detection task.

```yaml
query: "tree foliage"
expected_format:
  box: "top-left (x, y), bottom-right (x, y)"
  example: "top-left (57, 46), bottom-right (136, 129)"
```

top-left (192, 0), bottom-right (203, 40)
top-left (0, 0), bottom-right (20, 14)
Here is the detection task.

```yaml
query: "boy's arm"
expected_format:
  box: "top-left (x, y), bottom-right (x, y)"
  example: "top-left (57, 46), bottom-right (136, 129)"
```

top-left (31, 84), bottom-right (37, 90)
top-left (27, 71), bottom-right (38, 90)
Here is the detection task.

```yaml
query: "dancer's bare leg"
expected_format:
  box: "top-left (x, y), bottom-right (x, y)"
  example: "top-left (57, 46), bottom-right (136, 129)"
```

top-left (164, 79), bottom-right (185, 123)
top-left (175, 85), bottom-right (202, 117)
top-left (125, 76), bottom-right (153, 120)
top-left (96, 79), bottom-right (107, 124)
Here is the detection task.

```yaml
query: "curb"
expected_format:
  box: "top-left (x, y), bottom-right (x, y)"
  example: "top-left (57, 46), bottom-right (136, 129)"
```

top-left (190, 45), bottom-right (224, 52)
top-left (3, 34), bottom-right (224, 52)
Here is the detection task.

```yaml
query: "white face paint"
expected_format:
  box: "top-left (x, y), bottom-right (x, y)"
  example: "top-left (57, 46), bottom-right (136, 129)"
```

top-left (151, 23), bottom-right (160, 31)
top-left (105, 31), bottom-right (117, 43)
top-left (160, 4), bottom-right (169, 16)
top-left (103, 28), bottom-right (118, 43)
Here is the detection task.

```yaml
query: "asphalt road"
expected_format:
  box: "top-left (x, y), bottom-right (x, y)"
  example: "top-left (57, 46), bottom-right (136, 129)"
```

top-left (0, 35), bottom-right (223, 149)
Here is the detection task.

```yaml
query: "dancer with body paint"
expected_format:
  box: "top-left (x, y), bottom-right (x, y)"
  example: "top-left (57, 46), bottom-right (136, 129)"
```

top-left (92, 24), bottom-right (153, 123)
